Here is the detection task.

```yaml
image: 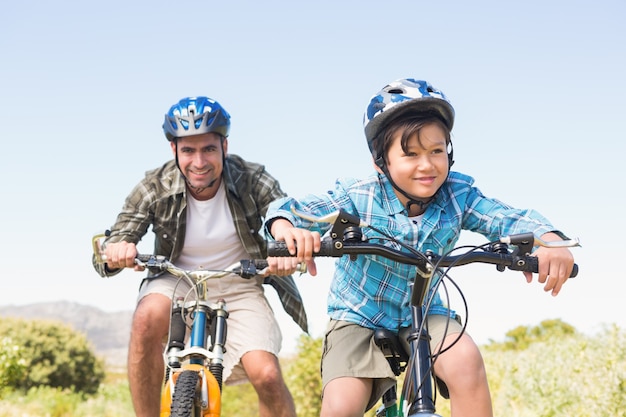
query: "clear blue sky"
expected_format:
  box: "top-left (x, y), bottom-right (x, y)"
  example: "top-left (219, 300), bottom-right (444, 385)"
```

top-left (1, 0), bottom-right (624, 353)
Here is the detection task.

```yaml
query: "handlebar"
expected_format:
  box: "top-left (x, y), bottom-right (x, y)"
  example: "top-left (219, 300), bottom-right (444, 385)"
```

top-left (91, 232), bottom-right (288, 280)
top-left (133, 255), bottom-right (271, 280)
top-left (266, 208), bottom-right (580, 278)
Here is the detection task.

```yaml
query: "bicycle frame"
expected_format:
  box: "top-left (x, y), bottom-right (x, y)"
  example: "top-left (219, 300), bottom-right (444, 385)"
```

top-left (156, 258), bottom-right (271, 417)
top-left (267, 208), bottom-right (579, 417)
top-left (374, 262), bottom-right (443, 417)
top-left (92, 233), bottom-right (270, 417)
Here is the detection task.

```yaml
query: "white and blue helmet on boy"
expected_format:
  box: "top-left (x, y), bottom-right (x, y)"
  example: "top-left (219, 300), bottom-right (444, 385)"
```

top-left (363, 78), bottom-right (454, 163)
top-left (363, 78), bottom-right (456, 212)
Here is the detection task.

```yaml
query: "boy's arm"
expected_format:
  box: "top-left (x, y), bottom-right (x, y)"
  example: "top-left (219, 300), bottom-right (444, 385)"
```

top-left (461, 186), bottom-right (575, 295)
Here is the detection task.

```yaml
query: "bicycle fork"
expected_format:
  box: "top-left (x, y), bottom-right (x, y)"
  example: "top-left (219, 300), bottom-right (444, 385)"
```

top-left (161, 296), bottom-right (228, 416)
top-left (402, 305), bottom-right (441, 417)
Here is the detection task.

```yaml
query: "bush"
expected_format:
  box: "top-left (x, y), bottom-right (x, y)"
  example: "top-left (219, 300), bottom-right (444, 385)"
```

top-left (0, 337), bottom-right (27, 397)
top-left (284, 334), bottom-right (323, 417)
top-left (485, 324), bottom-right (626, 417)
top-left (0, 318), bottom-right (105, 394)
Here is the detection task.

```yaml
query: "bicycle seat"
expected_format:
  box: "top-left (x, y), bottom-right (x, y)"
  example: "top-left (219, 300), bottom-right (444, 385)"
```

top-left (373, 329), bottom-right (409, 376)
top-left (374, 328), bottom-right (451, 400)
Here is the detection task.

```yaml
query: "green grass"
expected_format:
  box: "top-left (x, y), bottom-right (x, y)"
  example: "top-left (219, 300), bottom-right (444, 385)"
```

top-left (0, 380), bottom-right (134, 417)
top-left (1, 325), bottom-right (624, 417)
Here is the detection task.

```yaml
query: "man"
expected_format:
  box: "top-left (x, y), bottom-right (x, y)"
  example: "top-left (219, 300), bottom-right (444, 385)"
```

top-left (93, 96), bottom-right (306, 417)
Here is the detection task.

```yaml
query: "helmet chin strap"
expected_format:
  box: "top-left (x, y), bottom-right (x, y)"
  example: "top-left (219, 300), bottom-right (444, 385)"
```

top-left (375, 157), bottom-right (433, 214)
top-left (373, 138), bottom-right (454, 215)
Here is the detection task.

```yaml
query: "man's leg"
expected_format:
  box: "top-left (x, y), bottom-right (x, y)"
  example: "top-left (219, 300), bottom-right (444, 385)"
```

top-left (241, 350), bottom-right (296, 417)
top-left (128, 294), bottom-right (171, 417)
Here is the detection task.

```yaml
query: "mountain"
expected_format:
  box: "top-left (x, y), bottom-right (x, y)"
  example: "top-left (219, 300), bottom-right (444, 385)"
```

top-left (0, 301), bottom-right (132, 369)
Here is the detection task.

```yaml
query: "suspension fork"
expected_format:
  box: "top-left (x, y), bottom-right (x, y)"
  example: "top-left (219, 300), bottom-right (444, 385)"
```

top-left (209, 299), bottom-right (228, 390)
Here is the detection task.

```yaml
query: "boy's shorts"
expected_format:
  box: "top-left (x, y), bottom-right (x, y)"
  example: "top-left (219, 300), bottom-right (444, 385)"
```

top-left (138, 273), bottom-right (283, 385)
top-left (321, 315), bottom-right (462, 411)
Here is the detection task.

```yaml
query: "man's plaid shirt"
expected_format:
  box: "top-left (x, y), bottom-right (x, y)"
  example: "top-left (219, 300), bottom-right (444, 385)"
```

top-left (94, 154), bottom-right (308, 333)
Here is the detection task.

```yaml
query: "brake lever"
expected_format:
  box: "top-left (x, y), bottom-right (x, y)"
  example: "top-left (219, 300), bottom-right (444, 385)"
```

top-left (290, 206), bottom-right (369, 227)
top-left (500, 233), bottom-right (581, 256)
top-left (92, 233), bottom-right (107, 264)
top-left (290, 206), bottom-right (368, 247)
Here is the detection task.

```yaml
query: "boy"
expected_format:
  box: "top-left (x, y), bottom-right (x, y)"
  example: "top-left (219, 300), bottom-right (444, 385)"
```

top-left (265, 78), bottom-right (575, 417)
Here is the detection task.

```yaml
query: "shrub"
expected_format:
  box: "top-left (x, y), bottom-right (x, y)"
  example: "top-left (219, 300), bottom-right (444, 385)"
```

top-left (0, 318), bottom-right (105, 394)
top-left (0, 337), bottom-right (27, 397)
top-left (485, 324), bottom-right (626, 417)
top-left (284, 334), bottom-right (323, 417)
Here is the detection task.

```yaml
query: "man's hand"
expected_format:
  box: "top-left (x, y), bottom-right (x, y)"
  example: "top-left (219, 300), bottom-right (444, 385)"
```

top-left (104, 241), bottom-right (143, 271)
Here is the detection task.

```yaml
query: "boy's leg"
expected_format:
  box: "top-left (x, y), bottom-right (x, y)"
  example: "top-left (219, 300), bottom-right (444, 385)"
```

top-left (321, 377), bottom-right (373, 417)
top-left (320, 320), bottom-right (397, 416)
top-left (427, 315), bottom-right (494, 417)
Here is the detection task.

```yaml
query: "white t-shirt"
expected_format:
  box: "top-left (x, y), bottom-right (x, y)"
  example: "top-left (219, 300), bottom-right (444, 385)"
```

top-left (176, 181), bottom-right (249, 272)
top-left (140, 181), bottom-right (279, 384)
top-left (409, 213), bottom-right (425, 227)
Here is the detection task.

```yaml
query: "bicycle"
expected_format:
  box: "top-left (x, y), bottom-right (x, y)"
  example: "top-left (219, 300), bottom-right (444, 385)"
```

top-left (92, 232), bottom-right (287, 417)
top-left (267, 208), bottom-right (580, 417)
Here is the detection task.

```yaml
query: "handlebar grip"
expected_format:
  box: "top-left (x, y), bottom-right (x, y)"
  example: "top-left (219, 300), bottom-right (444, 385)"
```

top-left (267, 241), bottom-right (294, 257)
top-left (525, 256), bottom-right (539, 273)
top-left (518, 256), bottom-right (578, 278)
top-left (267, 240), bottom-right (337, 257)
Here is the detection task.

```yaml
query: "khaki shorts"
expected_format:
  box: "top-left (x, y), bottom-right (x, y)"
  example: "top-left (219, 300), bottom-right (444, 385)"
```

top-left (321, 315), bottom-right (463, 411)
top-left (138, 273), bottom-right (282, 385)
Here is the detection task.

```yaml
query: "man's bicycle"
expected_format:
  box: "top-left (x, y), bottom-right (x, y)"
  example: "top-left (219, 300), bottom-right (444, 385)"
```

top-left (92, 233), bottom-right (284, 417)
top-left (267, 208), bottom-right (580, 417)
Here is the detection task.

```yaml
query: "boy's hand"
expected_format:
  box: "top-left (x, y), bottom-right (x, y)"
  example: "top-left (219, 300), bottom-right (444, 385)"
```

top-left (524, 232), bottom-right (575, 296)
top-left (268, 219), bottom-right (321, 276)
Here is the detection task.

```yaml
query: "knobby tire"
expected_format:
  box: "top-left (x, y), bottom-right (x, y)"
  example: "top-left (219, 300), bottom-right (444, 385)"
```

top-left (170, 370), bottom-right (201, 417)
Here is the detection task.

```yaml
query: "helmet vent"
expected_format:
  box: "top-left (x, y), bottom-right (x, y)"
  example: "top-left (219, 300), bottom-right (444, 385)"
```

top-left (387, 88), bottom-right (405, 94)
top-left (163, 96), bottom-right (231, 141)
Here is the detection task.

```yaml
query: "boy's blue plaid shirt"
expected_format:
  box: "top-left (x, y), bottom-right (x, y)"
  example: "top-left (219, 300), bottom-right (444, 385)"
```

top-left (266, 171), bottom-right (557, 332)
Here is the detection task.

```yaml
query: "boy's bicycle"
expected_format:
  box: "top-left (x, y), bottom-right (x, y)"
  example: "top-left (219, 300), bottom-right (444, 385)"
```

top-left (92, 232), bottom-right (289, 417)
top-left (267, 208), bottom-right (580, 417)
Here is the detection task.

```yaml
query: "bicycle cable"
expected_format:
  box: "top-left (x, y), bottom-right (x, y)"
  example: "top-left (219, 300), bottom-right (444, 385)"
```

top-left (360, 223), bottom-right (501, 404)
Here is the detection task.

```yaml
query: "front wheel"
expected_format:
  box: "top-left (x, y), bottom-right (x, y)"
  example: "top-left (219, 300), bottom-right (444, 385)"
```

top-left (170, 370), bottom-right (201, 417)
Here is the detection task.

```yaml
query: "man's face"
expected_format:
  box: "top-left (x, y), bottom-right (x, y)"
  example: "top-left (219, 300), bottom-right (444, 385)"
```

top-left (171, 132), bottom-right (227, 200)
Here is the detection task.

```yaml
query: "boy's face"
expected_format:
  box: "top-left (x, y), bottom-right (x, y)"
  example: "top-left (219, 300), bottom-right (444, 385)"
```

top-left (383, 122), bottom-right (449, 202)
